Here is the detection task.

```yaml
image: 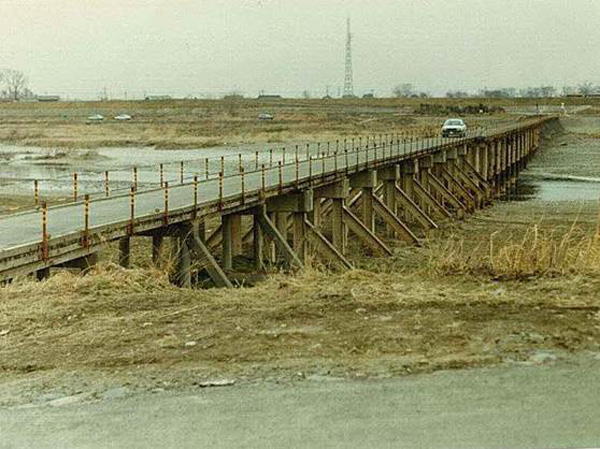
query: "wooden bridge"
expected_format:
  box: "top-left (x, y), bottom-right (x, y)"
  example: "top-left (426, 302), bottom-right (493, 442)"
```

top-left (0, 117), bottom-right (555, 286)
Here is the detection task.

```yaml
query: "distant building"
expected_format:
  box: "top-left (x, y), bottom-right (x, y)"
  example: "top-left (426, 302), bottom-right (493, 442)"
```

top-left (224, 94), bottom-right (244, 100)
top-left (258, 94), bottom-right (282, 100)
top-left (36, 95), bottom-right (60, 102)
top-left (145, 95), bottom-right (172, 101)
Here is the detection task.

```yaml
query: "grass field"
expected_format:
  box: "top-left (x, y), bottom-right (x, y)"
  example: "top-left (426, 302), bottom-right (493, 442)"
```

top-left (1, 97), bottom-right (596, 150)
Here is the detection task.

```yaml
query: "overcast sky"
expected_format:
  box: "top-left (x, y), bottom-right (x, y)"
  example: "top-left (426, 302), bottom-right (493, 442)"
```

top-left (1, 0), bottom-right (598, 99)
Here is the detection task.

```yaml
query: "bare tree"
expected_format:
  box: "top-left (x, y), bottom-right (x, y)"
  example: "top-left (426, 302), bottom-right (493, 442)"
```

top-left (393, 83), bottom-right (414, 98)
top-left (2, 69), bottom-right (28, 100)
top-left (578, 81), bottom-right (596, 97)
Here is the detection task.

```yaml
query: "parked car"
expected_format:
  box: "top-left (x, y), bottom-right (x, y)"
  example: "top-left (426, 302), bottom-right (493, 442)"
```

top-left (441, 118), bottom-right (467, 138)
top-left (86, 114), bottom-right (104, 124)
top-left (258, 113), bottom-right (274, 121)
top-left (114, 114), bottom-right (132, 121)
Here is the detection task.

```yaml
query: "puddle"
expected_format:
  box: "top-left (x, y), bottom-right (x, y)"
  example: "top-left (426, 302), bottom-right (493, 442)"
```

top-left (509, 175), bottom-right (600, 202)
top-left (0, 143), bottom-right (298, 197)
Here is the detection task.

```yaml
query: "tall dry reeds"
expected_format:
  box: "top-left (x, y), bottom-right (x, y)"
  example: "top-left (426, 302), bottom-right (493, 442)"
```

top-left (427, 221), bottom-right (600, 278)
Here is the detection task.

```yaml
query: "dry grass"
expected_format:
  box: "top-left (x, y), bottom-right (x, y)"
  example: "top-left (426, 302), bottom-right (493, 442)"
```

top-left (0, 98), bottom-right (514, 149)
top-left (427, 223), bottom-right (600, 278)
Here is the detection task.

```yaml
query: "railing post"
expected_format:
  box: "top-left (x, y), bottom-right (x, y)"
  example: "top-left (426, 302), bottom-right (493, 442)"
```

top-left (218, 172), bottom-right (224, 209)
top-left (193, 174), bottom-right (198, 214)
top-left (241, 167), bottom-right (246, 204)
top-left (163, 182), bottom-right (169, 225)
top-left (104, 171), bottom-right (109, 197)
top-left (132, 166), bottom-right (138, 191)
top-left (34, 179), bottom-right (39, 207)
top-left (278, 161), bottom-right (283, 193)
top-left (180, 161), bottom-right (184, 184)
top-left (72, 173), bottom-right (78, 202)
top-left (129, 186), bottom-right (135, 234)
top-left (261, 164), bottom-right (266, 192)
top-left (83, 194), bottom-right (90, 247)
top-left (344, 149), bottom-right (349, 175)
top-left (159, 164), bottom-right (164, 187)
top-left (41, 201), bottom-right (49, 260)
top-left (205, 158), bottom-right (210, 180)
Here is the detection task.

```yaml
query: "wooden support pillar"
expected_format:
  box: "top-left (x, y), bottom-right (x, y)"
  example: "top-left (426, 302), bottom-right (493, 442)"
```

top-left (310, 199), bottom-right (323, 230)
top-left (331, 199), bottom-right (345, 253)
top-left (379, 165), bottom-right (400, 236)
top-left (175, 231), bottom-right (191, 288)
top-left (230, 215), bottom-right (242, 257)
top-left (118, 237), bottom-right (131, 268)
top-left (292, 213), bottom-right (307, 261)
top-left (222, 214), bottom-right (233, 270)
top-left (350, 170), bottom-right (377, 232)
top-left (253, 213), bottom-right (264, 270)
top-left (152, 235), bottom-right (164, 264)
top-left (480, 144), bottom-right (489, 181)
top-left (315, 179), bottom-right (349, 254)
top-left (275, 212), bottom-right (289, 258)
top-left (267, 191), bottom-right (314, 263)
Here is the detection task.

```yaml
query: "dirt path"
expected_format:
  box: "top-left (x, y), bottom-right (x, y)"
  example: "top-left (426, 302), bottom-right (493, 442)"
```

top-left (2, 355), bottom-right (599, 449)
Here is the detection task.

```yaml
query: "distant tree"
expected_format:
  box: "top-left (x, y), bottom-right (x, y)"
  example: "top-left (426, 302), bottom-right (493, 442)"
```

top-left (393, 83), bottom-right (415, 98)
top-left (446, 91), bottom-right (470, 98)
top-left (578, 81), bottom-right (596, 96)
top-left (540, 86), bottom-right (556, 98)
top-left (1, 69), bottom-right (28, 101)
top-left (480, 88), bottom-right (515, 98)
top-left (302, 90), bottom-right (311, 99)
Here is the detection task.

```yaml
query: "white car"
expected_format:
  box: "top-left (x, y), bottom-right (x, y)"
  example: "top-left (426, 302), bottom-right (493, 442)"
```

top-left (441, 118), bottom-right (467, 138)
top-left (258, 113), bottom-right (274, 121)
top-left (86, 114), bottom-right (104, 124)
top-left (114, 114), bottom-right (132, 121)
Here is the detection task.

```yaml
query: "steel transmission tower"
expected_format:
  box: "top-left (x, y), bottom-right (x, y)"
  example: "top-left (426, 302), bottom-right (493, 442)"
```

top-left (343, 18), bottom-right (354, 98)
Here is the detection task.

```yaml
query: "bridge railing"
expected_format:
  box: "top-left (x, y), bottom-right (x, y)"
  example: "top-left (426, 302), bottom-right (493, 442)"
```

top-left (7, 127), bottom-right (492, 210)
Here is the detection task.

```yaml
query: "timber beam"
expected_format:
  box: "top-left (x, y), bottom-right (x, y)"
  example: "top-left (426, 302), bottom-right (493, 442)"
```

top-left (304, 219), bottom-right (353, 270)
top-left (372, 196), bottom-right (420, 245)
top-left (342, 205), bottom-right (393, 256)
top-left (186, 233), bottom-right (233, 288)
top-left (394, 185), bottom-right (438, 230)
top-left (428, 171), bottom-right (467, 218)
top-left (413, 179), bottom-right (452, 220)
top-left (256, 207), bottom-right (303, 269)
